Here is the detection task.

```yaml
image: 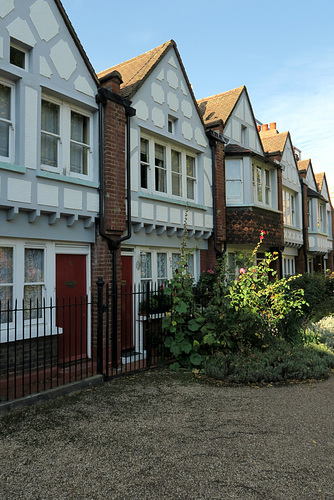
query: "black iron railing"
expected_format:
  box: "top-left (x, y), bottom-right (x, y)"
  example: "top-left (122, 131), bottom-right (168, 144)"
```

top-left (0, 282), bottom-right (172, 404)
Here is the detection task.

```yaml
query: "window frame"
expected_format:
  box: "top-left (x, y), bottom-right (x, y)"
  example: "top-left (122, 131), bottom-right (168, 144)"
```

top-left (40, 95), bottom-right (93, 180)
top-left (252, 163), bottom-right (272, 207)
top-left (226, 159), bottom-right (242, 203)
top-left (283, 189), bottom-right (296, 227)
top-left (140, 134), bottom-right (197, 202)
top-left (0, 79), bottom-right (15, 163)
top-left (10, 42), bottom-right (28, 70)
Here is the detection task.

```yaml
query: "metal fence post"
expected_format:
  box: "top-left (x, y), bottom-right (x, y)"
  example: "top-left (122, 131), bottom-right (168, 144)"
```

top-left (146, 282), bottom-right (152, 367)
top-left (96, 276), bottom-right (105, 375)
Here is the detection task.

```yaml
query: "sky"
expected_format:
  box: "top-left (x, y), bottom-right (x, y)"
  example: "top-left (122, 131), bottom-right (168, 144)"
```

top-left (61, 0), bottom-right (334, 188)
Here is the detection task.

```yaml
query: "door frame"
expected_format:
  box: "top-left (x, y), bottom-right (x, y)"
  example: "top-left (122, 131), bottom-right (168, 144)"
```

top-left (55, 244), bottom-right (91, 357)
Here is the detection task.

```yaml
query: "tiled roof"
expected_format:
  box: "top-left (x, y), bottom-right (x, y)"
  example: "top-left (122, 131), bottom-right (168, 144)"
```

top-left (98, 40), bottom-right (174, 99)
top-left (225, 144), bottom-right (253, 154)
top-left (315, 172), bottom-right (325, 192)
top-left (297, 159), bottom-right (310, 172)
top-left (261, 132), bottom-right (288, 154)
top-left (197, 86), bottom-right (245, 126)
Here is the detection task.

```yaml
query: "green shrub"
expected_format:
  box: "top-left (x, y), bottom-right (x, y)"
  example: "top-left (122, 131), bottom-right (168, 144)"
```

top-left (290, 272), bottom-right (334, 323)
top-left (305, 315), bottom-right (334, 351)
top-left (204, 340), bottom-right (334, 384)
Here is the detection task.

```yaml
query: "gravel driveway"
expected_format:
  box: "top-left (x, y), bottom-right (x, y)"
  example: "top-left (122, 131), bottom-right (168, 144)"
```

top-left (0, 369), bottom-right (333, 499)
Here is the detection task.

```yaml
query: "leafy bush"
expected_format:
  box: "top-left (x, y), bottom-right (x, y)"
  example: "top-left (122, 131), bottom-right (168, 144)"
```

top-left (304, 315), bottom-right (334, 351)
top-left (289, 272), bottom-right (334, 323)
top-left (204, 340), bottom-right (334, 383)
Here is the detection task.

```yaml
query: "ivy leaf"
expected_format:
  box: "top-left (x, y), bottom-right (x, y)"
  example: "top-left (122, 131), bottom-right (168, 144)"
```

top-left (169, 362), bottom-right (180, 371)
top-left (190, 353), bottom-right (202, 366)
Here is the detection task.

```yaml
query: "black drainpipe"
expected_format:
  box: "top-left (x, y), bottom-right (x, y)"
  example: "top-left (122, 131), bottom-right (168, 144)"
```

top-left (207, 129), bottom-right (227, 257)
top-left (96, 87), bottom-right (136, 358)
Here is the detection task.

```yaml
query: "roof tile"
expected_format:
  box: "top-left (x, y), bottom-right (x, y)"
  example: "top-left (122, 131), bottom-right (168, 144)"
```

top-left (197, 86), bottom-right (245, 125)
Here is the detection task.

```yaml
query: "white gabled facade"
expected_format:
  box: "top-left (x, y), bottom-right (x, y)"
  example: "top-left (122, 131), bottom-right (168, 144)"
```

top-left (0, 0), bottom-right (99, 342)
top-left (122, 46), bottom-right (212, 289)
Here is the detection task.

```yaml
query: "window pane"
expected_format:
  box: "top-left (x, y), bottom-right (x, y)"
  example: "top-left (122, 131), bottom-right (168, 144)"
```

top-left (0, 121), bottom-right (9, 157)
top-left (187, 254), bottom-right (194, 276)
top-left (10, 46), bottom-right (25, 68)
top-left (140, 138), bottom-right (149, 189)
top-left (187, 177), bottom-right (195, 200)
top-left (186, 156), bottom-right (195, 177)
top-left (71, 112), bottom-right (89, 144)
top-left (155, 144), bottom-right (165, 166)
top-left (140, 138), bottom-right (149, 163)
top-left (41, 101), bottom-right (59, 134)
top-left (155, 144), bottom-right (166, 192)
top-left (227, 180), bottom-right (241, 198)
top-left (172, 173), bottom-right (182, 196)
top-left (157, 253), bottom-right (167, 278)
top-left (0, 84), bottom-right (10, 120)
top-left (257, 167), bottom-right (263, 202)
top-left (141, 253), bottom-right (152, 280)
top-left (0, 247), bottom-right (13, 283)
top-left (226, 161), bottom-right (240, 179)
top-left (172, 253), bottom-right (180, 271)
top-left (41, 133), bottom-right (58, 167)
top-left (70, 143), bottom-right (88, 175)
top-left (171, 150), bottom-right (181, 173)
top-left (24, 285), bottom-right (42, 320)
top-left (0, 285), bottom-right (13, 324)
top-left (25, 249), bottom-right (44, 283)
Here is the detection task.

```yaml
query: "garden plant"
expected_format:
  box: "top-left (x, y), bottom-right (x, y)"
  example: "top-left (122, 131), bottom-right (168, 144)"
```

top-left (162, 229), bottom-right (334, 381)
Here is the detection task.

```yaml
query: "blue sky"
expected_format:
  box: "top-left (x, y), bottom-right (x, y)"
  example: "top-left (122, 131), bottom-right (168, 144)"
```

top-left (61, 0), bottom-right (334, 187)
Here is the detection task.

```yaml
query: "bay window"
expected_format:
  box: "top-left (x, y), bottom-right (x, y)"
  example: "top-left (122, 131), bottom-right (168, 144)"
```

top-left (140, 135), bottom-right (197, 201)
top-left (41, 97), bottom-right (92, 178)
top-left (0, 82), bottom-right (14, 162)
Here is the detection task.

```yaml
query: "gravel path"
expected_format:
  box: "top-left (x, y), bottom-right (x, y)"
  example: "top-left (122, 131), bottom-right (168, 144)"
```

top-left (0, 369), bottom-right (333, 499)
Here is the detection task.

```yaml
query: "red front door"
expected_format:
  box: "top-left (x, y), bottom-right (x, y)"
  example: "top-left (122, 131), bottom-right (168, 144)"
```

top-left (56, 254), bottom-right (87, 362)
top-left (121, 255), bottom-right (134, 351)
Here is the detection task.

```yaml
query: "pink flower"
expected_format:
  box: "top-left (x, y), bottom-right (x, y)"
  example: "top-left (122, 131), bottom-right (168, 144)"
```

top-left (239, 268), bottom-right (246, 274)
top-left (208, 269), bottom-right (214, 274)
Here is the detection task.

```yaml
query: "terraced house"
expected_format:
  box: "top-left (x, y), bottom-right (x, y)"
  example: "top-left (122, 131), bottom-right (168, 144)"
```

top-left (0, 0), bottom-right (99, 365)
top-left (259, 124), bottom-right (304, 276)
top-left (297, 159), bottom-right (333, 273)
top-left (198, 86), bottom-right (284, 276)
top-left (97, 40), bottom-right (225, 360)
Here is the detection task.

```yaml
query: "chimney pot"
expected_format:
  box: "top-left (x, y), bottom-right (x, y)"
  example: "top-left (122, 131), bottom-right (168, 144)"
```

top-left (257, 125), bottom-right (261, 132)
top-left (270, 122), bottom-right (276, 130)
top-left (262, 124), bottom-right (268, 132)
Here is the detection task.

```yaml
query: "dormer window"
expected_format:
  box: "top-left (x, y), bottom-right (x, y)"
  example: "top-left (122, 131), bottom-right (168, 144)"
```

top-left (10, 41), bottom-right (28, 70)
